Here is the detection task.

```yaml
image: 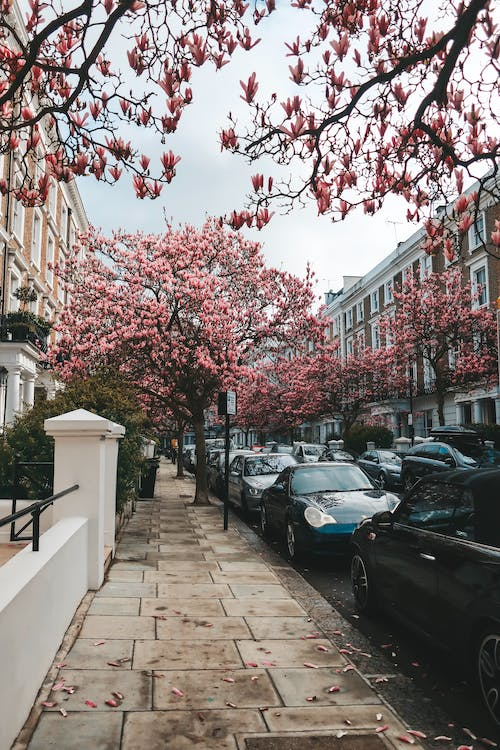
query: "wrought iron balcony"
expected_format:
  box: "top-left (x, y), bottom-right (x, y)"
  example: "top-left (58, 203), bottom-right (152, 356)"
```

top-left (0, 313), bottom-right (51, 354)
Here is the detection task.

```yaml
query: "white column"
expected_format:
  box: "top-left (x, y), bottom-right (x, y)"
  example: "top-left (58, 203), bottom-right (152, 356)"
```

top-left (456, 403), bottom-right (464, 425)
top-left (104, 421), bottom-right (126, 555)
top-left (495, 398), bottom-right (500, 426)
top-left (472, 400), bottom-right (482, 425)
top-left (44, 409), bottom-right (125, 590)
top-left (5, 366), bottom-right (21, 426)
top-left (23, 374), bottom-right (36, 410)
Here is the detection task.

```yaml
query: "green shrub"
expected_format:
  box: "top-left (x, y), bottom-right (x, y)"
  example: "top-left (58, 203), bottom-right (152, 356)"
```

top-left (344, 424), bottom-right (394, 455)
top-left (2, 371), bottom-right (150, 512)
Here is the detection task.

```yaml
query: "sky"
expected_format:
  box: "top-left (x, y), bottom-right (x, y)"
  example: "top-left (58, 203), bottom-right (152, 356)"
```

top-left (76, 3), bottom-right (414, 306)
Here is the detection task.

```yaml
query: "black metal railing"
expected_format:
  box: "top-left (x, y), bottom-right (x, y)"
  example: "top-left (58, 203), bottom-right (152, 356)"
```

top-left (0, 313), bottom-right (50, 353)
top-left (10, 457), bottom-right (54, 541)
top-left (0, 484), bottom-right (79, 552)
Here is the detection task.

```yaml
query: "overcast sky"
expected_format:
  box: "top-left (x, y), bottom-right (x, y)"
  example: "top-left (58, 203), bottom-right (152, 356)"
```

top-left (76, 4), bottom-right (413, 304)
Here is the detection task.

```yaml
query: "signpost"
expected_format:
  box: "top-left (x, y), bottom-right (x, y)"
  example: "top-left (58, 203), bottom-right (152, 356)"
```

top-left (218, 391), bottom-right (237, 530)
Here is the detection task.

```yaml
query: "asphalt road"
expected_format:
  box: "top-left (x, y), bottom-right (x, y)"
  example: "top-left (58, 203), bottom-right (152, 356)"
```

top-left (237, 509), bottom-right (500, 747)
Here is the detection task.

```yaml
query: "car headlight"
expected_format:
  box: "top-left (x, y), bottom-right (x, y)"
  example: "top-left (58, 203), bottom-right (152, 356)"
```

top-left (385, 493), bottom-right (400, 511)
top-left (304, 506), bottom-right (337, 528)
top-left (248, 487), bottom-right (262, 496)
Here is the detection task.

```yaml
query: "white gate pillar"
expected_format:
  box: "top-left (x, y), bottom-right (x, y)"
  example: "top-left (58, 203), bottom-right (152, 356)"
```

top-left (104, 421), bottom-right (126, 556)
top-left (44, 409), bottom-right (125, 589)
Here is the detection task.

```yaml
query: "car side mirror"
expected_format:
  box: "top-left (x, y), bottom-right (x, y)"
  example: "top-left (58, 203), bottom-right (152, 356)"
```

top-left (272, 483), bottom-right (286, 493)
top-left (372, 510), bottom-right (393, 529)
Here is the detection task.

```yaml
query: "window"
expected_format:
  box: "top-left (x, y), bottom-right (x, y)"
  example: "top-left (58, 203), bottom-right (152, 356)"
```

top-left (333, 316), bottom-right (339, 337)
top-left (468, 212), bottom-right (485, 250)
top-left (57, 259), bottom-right (65, 304)
top-left (384, 280), bottom-right (394, 305)
top-left (31, 210), bottom-right (42, 268)
top-left (46, 231), bottom-right (55, 287)
top-left (471, 265), bottom-right (488, 307)
top-left (11, 185), bottom-right (25, 241)
top-left (397, 483), bottom-right (461, 535)
top-left (370, 290), bottom-right (379, 314)
top-left (357, 330), bottom-right (365, 350)
top-left (356, 300), bottom-right (364, 322)
top-left (346, 308), bottom-right (353, 330)
top-left (420, 254), bottom-right (432, 280)
top-left (60, 202), bottom-right (68, 243)
top-left (346, 337), bottom-right (354, 356)
top-left (47, 179), bottom-right (57, 218)
top-left (371, 323), bottom-right (380, 350)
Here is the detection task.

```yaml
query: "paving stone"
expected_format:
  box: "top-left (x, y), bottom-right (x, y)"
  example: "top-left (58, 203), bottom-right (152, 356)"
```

top-left (111, 561), bottom-right (158, 571)
top-left (241, 734), bottom-right (389, 750)
top-left (88, 597), bottom-right (140, 616)
top-left (153, 668), bottom-right (282, 710)
top-left (64, 639), bottom-right (134, 669)
top-left (236, 640), bottom-right (345, 668)
top-left (222, 599), bottom-right (306, 617)
top-left (80, 615), bottom-right (156, 640)
top-left (96, 582), bottom-right (157, 598)
top-left (140, 598), bottom-right (225, 617)
top-left (45, 669), bottom-right (152, 711)
top-left (106, 570), bottom-right (144, 582)
top-left (157, 583), bottom-right (232, 599)
top-left (210, 571), bottom-right (279, 584)
top-left (115, 552), bottom-right (147, 561)
top-left (157, 560), bottom-right (219, 572)
top-left (218, 562), bottom-right (271, 572)
top-left (133, 639), bottom-right (244, 670)
top-left (245, 617), bottom-right (326, 640)
top-left (262, 705), bottom-right (404, 733)
top-left (208, 545), bottom-right (250, 554)
top-left (269, 667), bottom-right (382, 707)
top-left (155, 551), bottom-right (206, 561)
top-left (157, 616), bottom-right (251, 641)
top-left (29, 712), bottom-right (123, 749)
top-left (122, 709), bottom-right (265, 750)
top-left (144, 570), bottom-right (212, 583)
top-left (203, 553), bottom-right (260, 562)
top-left (229, 584), bottom-right (292, 600)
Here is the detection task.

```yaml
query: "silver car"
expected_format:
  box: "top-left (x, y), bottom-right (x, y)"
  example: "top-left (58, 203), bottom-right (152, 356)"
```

top-left (228, 453), bottom-right (297, 514)
top-left (293, 443), bottom-right (326, 463)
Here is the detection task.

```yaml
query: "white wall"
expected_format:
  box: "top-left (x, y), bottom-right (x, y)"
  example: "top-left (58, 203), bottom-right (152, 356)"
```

top-left (0, 517), bottom-right (88, 750)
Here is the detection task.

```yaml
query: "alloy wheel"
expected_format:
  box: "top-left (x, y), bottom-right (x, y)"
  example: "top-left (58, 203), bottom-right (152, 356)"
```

top-left (286, 520), bottom-right (296, 559)
top-left (351, 552), bottom-right (370, 612)
top-left (478, 632), bottom-right (500, 726)
top-left (260, 505), bottom-right (268, 537)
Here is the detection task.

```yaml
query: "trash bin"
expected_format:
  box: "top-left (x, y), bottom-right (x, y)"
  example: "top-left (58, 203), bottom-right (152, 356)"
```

top-left (139, 458), bottom-right (159, 499)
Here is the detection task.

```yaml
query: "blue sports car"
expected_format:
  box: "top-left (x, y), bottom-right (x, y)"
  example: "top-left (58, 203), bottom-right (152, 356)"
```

top-left (260, 462), bottom-right (399, 559)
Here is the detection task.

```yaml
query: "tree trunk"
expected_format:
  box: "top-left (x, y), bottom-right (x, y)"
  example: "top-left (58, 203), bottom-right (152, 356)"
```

top-left (176, 422), bottom-right (184, 478)
top-left (193, 417), bottom-right (209, 505)
top-left (436, 388), bottom-right (446, 426)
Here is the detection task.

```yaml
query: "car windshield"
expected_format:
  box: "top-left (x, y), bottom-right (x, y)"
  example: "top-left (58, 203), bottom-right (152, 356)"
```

top-left (456, 445), bottom-right (500, 467)
top-left (245, 455), bottom-right (295, 476)
top-left (303, 445), bottom-right (325, 456)
top-left (379, 451), bottom-right (402, 464)
top-left (291, 465), bottom-right (374, 495)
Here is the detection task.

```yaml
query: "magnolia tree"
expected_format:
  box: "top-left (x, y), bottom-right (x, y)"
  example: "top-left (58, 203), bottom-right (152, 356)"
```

top-left (1, 0), bottom-right (498, 257)
top-left (50, 219), bottom-right (320, 502)
top-left (384, 265), bottom-right (497, 425)
top-left (288, 344), bottom-right (406, 440)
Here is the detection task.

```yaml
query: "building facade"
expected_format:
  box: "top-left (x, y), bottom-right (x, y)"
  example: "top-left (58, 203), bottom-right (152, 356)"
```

top-left (319, 176), bottom-right (500, 442)
top-left (0, 2), bottom-right (88, 430)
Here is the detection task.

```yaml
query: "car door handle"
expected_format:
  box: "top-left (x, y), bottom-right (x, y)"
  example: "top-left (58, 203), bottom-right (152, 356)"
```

top-left (419, 553), bottom-right (436, 562)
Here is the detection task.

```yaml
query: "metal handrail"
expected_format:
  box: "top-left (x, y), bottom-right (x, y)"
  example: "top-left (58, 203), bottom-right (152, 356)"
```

top-left (0, 484), bottom-right (79, 551)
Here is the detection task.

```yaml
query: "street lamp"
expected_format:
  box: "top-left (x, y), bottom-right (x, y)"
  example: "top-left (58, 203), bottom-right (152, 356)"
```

top-left (408, 356), bottom-right (415, 446)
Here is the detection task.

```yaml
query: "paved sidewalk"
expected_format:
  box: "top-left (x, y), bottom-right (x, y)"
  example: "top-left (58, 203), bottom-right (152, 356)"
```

top-left (18, 461), bottom-right (422, 750)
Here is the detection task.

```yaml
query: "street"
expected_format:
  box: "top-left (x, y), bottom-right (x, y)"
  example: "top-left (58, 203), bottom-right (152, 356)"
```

top-left (233, 507), bottom-right (500, 747)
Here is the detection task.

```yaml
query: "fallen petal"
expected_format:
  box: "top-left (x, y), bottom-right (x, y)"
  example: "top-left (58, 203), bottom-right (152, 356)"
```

top-left (118, 658), bottom-right (130, 663)
top-left (303, 662), bottom-right (318, 669)
top-left (59, 707), bottom-right (68, 717)
top-left (171, 687), bottom-right (184, 697)
top-left (222, 677), bottom-right (235, 683)
top-left (112, 691), bottom-right (124, 700)
top-left (397, 737), bottom-right (415, 745)
top-left (251, 676), bottom-right (259, 681)
top-left (52, 681), bottom-right (66, 691)
top-left (262, 661), bottom-right (276, 667)
top-left (85, 700), bottom-right (97, 708)
top-left (374, 677), bottom-right (388, 683)
top-left (336, 731), bottom-right (347, 738)
top-left (246, 662), bottom-right (259, 668)
top-left (105, 699), bottom-right (119, 707)
top-left (226, 701), bottom-right (237, 708)
top-left (463, 729), bottom-right (477, 740)
top-left (376, 725), bottom-right (389, 733)
top-left (317, 645), bottom-right (328, 652)
top-left (93, 641), bottom-right (105, 646)
top-left (479, 739), bottom-right (498, 748)
top-left (376, 713), bottom-right (383, 721)
top-left (408, 730), bottom-right (427, 739)
top-left (55, 663), bottom-right (67, 668)
top-left (41, 701), bottom-right (57, 708)
top-left (197, 712), bottom-right (206, 722)
top-left (306, 695), bottom-right (317, 702)
top-left (107, 662), bottom-right (122, 667)
top-left (433, 738), bottom-right (452, 742)
top-left (327, 686), bottom-right (340, 693)
top-left (339, 649), bottom-right (352, 655)
top-left (342, 665), bottom-right (355, 672)
top-left (332, 630), bottom-right (343, 636)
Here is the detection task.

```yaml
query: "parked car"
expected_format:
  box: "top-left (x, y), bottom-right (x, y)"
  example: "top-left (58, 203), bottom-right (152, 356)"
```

top-left (357, 449), bottom-right (403, 489)
top-left (207, 449), bottom-right (253, 498)
top-left (182, 447), bottom-right (196, 474)
top-left (260, 461), bottom-right (399, 560)
top-left (228, 453), bottom-right (297, 514)
top-left (262, 443), bottom-right (294, 454)
top-left (350, 467), bottom-right (500, 727)
top-left (293, 443), bottom-right (326, 463)
top-left (400, 438), bottom-right (500, 491)
top-left (320, 448), bottom-right (356, 463)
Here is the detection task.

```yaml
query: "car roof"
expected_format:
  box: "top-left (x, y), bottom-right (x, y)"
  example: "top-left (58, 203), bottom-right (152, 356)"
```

top-left (429, 425), bottom-right (479, 437)
top-left (418, 467), bottom-right (500, 491)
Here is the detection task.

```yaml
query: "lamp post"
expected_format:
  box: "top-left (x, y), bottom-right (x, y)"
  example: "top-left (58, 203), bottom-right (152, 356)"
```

top-left (497, 297), bottom-right (500, 426)
top-left (408, 357), bottom-right (415, 446)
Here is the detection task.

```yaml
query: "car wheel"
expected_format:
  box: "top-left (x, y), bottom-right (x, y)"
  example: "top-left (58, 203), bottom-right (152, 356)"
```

top-left (403, 471), bottom-right (416, 492)
top-left (285, 518), bottom-right (300, 560)
top-left (477, 628), bottom-right (500, 726)
top-left (377, 472), bottom-right (387, 490)
top-left (351, 550), bottom-right (377, 614)
top-left (260, 504), bottom-right (270, 538)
